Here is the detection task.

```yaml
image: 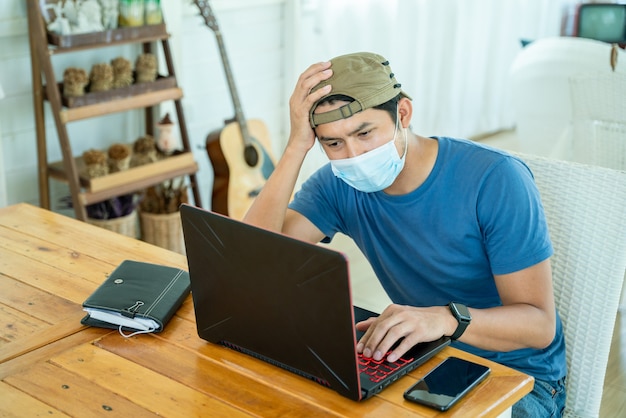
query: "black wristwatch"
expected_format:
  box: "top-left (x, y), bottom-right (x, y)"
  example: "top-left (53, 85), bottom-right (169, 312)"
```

top-left (448, 302), bottom-right (471, 340)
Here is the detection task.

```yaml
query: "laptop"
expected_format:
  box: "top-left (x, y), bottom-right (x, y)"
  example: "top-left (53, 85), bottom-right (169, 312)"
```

top-left (180, 204), bottom-right (450, 401)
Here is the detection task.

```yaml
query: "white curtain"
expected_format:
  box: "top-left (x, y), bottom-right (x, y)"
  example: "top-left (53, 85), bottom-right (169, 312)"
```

top-left (294, 0), bottom-right (569, 184)
top-left (301, 0), bottom-right (568, 137)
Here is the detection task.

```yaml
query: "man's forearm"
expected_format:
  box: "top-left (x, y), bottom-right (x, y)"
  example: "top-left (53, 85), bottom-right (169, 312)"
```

top-left (243, 144), bottom-right (308, 232)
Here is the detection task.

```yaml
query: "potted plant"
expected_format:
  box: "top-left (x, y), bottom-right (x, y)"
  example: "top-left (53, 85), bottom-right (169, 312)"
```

top-left (83, 145), bottom-right (139, 237)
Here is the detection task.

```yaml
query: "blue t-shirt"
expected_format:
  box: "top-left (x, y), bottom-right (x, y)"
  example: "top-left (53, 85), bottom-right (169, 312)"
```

top-left (289, 136), bottom-right (567, 381)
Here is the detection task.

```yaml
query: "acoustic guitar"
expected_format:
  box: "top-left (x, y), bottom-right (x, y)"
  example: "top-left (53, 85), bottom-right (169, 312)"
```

top-left (194, 0), bottom-right (276, 220)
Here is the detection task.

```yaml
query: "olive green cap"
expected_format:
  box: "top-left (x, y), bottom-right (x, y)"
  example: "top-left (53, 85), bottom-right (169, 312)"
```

top-left (309, 52), bottom-right (411, 128)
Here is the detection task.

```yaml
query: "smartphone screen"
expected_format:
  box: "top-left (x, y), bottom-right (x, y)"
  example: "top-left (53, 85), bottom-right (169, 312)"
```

top-left (403, 356), bottom-right (490, 411)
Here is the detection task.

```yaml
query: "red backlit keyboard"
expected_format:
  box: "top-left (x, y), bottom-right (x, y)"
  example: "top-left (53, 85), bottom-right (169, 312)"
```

top-left (358, 352), bottom-right (415, 383)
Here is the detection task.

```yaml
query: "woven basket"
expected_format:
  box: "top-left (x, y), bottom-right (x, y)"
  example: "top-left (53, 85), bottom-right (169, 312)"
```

top-left (87, 210), bottom-right (138, 238)
top-left (139, 211), bottom-right (185, 254)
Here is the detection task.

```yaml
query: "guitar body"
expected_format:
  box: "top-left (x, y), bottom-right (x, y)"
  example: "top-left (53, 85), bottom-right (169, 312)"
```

top-left (206, 119), bottom-right (275, 220)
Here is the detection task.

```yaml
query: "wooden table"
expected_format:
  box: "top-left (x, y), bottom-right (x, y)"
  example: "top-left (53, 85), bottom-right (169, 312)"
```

top-left (0, 203), bottom-right (534, 417)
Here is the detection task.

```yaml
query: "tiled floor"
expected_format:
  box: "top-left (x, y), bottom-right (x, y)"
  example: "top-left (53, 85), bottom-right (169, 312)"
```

top-left (325, 130), bottom-right (626, 417)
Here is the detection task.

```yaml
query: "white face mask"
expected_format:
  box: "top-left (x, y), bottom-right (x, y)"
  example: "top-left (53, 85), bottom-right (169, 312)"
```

top-left (330, 116), bottom-right (407, 193)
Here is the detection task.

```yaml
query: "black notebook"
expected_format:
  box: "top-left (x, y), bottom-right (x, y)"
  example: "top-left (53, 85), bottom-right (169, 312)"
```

top-left (81, 260), bottom-right (190, 334)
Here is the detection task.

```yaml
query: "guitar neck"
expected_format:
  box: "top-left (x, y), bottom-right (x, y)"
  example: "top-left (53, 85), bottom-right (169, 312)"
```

top-left (213, 29), bottom-right (251, 145)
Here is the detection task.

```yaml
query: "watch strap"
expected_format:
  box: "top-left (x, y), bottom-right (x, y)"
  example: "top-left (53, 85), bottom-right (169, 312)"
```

top-left (449, 302), bottom-right (471, 340)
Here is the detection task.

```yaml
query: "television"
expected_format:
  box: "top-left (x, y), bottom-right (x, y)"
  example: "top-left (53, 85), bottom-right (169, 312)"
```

top-left (571, 3), bottom-right (626, 44)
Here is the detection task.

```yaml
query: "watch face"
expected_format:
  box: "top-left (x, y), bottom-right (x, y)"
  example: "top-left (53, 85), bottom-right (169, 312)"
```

top-left (452, 303), bottom-right (471, 321)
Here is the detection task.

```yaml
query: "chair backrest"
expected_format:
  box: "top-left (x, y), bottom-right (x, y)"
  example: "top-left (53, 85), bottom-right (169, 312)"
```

top-left (514, 152), bottom-right (626, 418)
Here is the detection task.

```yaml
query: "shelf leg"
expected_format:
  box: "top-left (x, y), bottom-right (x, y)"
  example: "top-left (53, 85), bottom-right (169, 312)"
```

top-left (27, 0), bottom-right (87, 221)
top-left (27, 0), bottom-right (51, 210)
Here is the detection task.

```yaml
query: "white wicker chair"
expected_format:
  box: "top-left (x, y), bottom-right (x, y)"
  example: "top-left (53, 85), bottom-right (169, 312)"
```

top-left (515, 153), bottom-right (626, 418)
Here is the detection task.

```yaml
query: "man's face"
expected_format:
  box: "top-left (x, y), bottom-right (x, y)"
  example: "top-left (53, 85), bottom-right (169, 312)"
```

top-left (314, 101), bottom-right (398, 160)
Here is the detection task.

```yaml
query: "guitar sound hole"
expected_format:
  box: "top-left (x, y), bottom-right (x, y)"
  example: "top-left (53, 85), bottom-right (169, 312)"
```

top-left (248, 188), bottom-right (262, 198)
top-left (244, 145), bottom-right (259, 167)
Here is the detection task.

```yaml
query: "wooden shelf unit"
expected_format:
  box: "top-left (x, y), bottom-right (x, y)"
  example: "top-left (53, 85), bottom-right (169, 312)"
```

top-left (27, 1), bottom-right (201, 221)
top-left (48, 152), bottom-right (198, 205)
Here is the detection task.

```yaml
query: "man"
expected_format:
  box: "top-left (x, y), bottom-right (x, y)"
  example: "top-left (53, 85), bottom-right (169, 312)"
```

top-left (244, 52), bottom-right (566, 416)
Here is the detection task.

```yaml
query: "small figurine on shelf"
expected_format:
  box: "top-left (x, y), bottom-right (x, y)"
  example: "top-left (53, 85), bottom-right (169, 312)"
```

top-left (89, 63), bottom-right (113, 92)
top-left (63, 67), bottom-right (89, 97)
top-left (156, 113), bottom-right (177, 155)
top-left (73, 0), bottom-right (104, 34)
top-left (131, 135), bottom-right (158, 167)
top-left (83, 148), bottom-right (108, 178)
top-left (135, 53), bottom-right (158, 83)
top-left (111, 57), bottom-right (133, 88)
top-left (59, 0), bottom-right (79, 26)
top-left (108, 143), bottom-right (132, 173)
top-left (100, 0), bottom-right (119, 29)
top-left (45, 2), bottom-right (71, 35)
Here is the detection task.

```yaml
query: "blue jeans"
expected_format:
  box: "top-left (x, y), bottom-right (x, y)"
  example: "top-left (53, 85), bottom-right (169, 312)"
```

top-left (512, 377), bottom-right (566, 418)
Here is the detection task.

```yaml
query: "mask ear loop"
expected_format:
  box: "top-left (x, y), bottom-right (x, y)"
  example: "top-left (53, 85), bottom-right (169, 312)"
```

top-left (394, 104), bottom-right (408, 159)
top-left (400, 125), bottom-right (408, 159)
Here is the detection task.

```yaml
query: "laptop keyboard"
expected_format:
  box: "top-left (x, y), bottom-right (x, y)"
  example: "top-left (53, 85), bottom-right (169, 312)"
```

top-left (358, 352), bottom-right (415, 383)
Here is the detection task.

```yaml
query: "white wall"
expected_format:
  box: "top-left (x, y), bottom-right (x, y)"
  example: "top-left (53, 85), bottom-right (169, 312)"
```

top-left (0, 1), bottom-right (36, 209)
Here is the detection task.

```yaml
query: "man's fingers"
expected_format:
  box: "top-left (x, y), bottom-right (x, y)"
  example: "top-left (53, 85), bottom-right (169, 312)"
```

top-left (294, 61), bottom-right (332, 101)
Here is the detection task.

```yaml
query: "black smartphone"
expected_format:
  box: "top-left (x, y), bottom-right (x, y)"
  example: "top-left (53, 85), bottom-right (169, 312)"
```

top-left (403, 356), bottom-right (490, 411)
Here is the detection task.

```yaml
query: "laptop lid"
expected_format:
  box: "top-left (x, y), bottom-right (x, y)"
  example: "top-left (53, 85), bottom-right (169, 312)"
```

top-left (180, 204), bottom-right (448, 401)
